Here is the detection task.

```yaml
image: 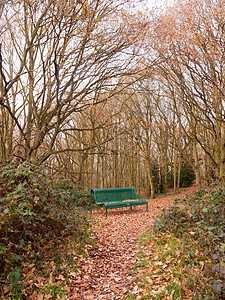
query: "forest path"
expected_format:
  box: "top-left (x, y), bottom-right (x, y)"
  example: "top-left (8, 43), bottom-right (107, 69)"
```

top-left (69, 186), bottom-right (197, 300)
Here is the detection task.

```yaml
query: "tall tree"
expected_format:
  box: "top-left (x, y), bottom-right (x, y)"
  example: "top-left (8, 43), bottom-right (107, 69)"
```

top-left (0, 0), bottom-right (149, 163)
top-left (147, 0), bottom-right (225, 181)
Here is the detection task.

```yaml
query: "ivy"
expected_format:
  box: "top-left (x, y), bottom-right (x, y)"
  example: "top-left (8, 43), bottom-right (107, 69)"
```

top-left (130, 181), bottom-right (225, 299)
top-left (0, 161), bottom-right (91, 297)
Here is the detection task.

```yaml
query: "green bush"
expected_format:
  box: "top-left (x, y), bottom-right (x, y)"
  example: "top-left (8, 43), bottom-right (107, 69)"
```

top-left (179, 163), bottom-right (195, 187)
top-left (152, 181), bottom-right (225, 298)
top-left (167, 162), bottom-right (195, 188)
top-left (52, 179), bottom-right (91, 210)
top-left (0, 161), bottom-right (90, 294)
top-left (153, 205), bottom-right (191, 236)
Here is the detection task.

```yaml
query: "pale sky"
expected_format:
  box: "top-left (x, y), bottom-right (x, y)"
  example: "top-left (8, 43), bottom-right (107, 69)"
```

top-left (146, 0), bottom-right (174, 10)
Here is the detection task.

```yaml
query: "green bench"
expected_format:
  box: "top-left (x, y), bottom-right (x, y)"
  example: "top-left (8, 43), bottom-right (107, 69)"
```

top-left (90, 187), bottom-right (148, 217)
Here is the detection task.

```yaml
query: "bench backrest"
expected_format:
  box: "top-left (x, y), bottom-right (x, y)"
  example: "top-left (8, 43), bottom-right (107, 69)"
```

top-left (91, 187), bottom-right (137, 205)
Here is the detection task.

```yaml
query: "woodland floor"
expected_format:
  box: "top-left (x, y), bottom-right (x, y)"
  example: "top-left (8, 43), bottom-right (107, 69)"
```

top-left (69, 186), bottom-right (197, 300)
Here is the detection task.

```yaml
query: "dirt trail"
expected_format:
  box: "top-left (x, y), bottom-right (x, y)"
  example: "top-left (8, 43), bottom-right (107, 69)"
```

top-left (69, 186), bottom-right (197, 300)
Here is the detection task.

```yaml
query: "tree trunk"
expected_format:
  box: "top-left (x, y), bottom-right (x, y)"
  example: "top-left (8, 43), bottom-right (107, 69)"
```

top-left (146, 157), bottom-right (155, 199)
top-left (193, 140), bottom-right (201, 188)
top-left (173, 140), bottom-right (177, 192)
top-left (177, 152), bottom-right (181, 189)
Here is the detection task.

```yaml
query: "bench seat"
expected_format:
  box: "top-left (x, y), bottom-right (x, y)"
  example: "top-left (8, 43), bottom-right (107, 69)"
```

top-left (104, 199), bottom-right (148, 208)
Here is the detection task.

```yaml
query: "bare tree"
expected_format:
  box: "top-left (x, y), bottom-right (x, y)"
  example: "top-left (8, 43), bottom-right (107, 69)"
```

top-left (147, 0), bottom-right (225, 181)
top-left (0, 0), bottom-right (149, 163)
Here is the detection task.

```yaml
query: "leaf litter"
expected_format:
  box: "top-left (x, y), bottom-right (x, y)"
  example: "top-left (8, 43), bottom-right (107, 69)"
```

top-left (69, 186), bottom-right (197, 300)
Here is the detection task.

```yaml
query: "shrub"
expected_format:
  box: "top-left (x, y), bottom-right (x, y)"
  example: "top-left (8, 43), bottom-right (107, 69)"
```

top-left (0, 161), bottom-right (90, 295)
top-left (167, 162), bottom-right (195, 188)
top-left (52, 179), bottom-right (92, 210)
top-left (153, 205), bottom-right (191, 236)
top-left (152, 181), bottom-right (225, 298)
top-left (179, 163), bottom-right (195, 187)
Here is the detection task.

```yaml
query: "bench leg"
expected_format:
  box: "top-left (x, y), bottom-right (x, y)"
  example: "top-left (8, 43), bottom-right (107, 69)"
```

top-left (146, 204), bottom-right (148, 212)
top-left (106, 207), bottom-right (107, 218)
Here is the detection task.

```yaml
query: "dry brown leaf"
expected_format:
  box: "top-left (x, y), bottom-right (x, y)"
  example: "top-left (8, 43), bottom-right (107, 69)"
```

top-left (68, 186), bottom-right (197, 299)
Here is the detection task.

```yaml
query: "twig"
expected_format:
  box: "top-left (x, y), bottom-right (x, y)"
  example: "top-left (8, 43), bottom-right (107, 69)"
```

top-left (0, 280), bottom-right (9, 284)
top-left (192, 262), bottom-right (205, 297)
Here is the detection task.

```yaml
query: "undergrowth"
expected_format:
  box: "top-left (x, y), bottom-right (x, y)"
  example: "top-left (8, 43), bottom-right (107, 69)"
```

top-left (124, 181), bottom-right (225, 300)
top-left (0, 161), bottom-right (92, 299)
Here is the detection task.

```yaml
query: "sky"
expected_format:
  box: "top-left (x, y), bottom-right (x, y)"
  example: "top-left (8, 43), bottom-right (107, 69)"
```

top-left (146, 0), bottom-right (174, 10)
